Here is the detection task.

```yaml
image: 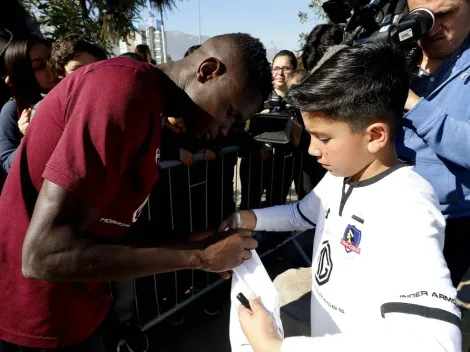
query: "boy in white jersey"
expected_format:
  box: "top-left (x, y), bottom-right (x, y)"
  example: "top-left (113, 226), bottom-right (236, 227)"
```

top-left (220, 42), bottom-right (462, 352)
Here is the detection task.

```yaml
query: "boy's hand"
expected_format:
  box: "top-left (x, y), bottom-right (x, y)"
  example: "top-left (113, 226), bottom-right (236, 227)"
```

top-left (239, 297), bottom-right (282, 352)
top-left (218, 210), bottom-right (257, 232)
top-left (179, 149), bottom-right (195, 166)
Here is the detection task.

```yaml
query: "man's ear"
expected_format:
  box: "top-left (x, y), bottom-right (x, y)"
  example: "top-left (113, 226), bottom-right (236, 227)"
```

top-left (196, 57), bottom-right (225, 83)
top-left (366, 122), bottom-right (388, 154)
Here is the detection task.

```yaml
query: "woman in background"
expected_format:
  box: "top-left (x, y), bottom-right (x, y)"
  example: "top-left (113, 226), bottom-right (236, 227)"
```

top-left (0, 36), bottom-right (56, 174)
top-left (270, 50), bottom-right (297, 99)
top-left (135, 44), bottom-right (156, 65)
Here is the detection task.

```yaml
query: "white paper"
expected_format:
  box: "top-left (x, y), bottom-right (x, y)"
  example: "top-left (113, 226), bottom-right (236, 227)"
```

top-left (229, 250), bottom-right (284, 352)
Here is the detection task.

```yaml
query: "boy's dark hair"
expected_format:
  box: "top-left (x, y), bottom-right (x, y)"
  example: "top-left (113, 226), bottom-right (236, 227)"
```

top-left (272, 50), bottom-right (298, 70)
top-left (288, 42), bottom-right (409, 139)
top-left (209, 33), bottom-right (272, 102)
top-left (119, 52), bottom-right (145, 62)
top-left (50, 34), bottom-right (107, 78)
top-left (184, 45), bottom-right (201, 57)
top-left (302, 24), bottom-right (344, 71)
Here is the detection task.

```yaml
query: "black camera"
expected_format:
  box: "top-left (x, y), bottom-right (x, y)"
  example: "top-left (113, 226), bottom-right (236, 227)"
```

top-left (251, 95), bottom-right (302, 145)
top-left (323, 0), bottom-right (435, 51)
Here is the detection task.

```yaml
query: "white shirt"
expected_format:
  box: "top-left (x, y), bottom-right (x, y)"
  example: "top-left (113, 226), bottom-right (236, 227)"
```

top-left (253, 165), bottom-right (462, 352)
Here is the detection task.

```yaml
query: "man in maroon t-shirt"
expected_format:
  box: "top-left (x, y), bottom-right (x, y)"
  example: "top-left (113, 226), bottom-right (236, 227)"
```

top-left (0, 33), bottom-right (272, 351)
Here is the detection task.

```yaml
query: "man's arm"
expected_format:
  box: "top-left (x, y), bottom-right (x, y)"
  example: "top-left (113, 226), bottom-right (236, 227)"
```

top-left (405, 89), bottom-right (470, 169)
top-left (22, 181), bottom-right (257, 282)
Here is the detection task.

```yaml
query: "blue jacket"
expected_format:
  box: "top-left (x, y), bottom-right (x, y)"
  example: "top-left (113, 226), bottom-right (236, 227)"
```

top-left (396, 37), bottom-right (470, 219)
top-left (0, 100), bottom-right (21, 174)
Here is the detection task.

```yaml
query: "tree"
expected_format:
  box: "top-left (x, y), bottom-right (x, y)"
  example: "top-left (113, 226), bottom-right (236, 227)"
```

top-left (298, 0), bottom-right (328, 46)
top-left (23, 0), bottom-right (180, 52)
top-left (298, 0), bottom-right (327, 24)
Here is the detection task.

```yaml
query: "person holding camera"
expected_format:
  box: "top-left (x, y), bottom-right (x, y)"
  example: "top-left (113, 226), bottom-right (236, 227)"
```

top-left (240, 50), bottom-right (298, 211)
top-left (223, 42), bottom-right (460, 352)
top-left (397, 0), bottom-right (470, 287)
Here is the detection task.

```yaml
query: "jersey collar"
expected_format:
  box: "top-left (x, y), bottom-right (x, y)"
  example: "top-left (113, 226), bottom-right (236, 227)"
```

top-left (344, 163), bottom-right (409, 188)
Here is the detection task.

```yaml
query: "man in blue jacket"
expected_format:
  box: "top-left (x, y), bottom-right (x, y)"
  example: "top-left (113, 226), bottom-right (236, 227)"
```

top-left (397, 0), bottom-right (470, 286)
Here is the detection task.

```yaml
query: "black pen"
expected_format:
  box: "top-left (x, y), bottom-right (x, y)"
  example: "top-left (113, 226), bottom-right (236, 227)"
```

top-left (237, 292), bottom-right (252, 311)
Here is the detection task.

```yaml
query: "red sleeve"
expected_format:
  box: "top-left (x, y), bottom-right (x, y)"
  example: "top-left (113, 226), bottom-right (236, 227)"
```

top-left (42, 63), bottom-right (159, 211)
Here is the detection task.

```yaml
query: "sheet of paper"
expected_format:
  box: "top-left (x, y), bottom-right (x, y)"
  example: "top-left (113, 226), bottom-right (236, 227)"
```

top-left (229, 250), bottom-right (284, 352)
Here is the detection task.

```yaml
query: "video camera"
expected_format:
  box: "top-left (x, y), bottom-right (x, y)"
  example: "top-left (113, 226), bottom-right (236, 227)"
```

top-left (251, 0), bottom-right (435, 145)
top-left (324, 0), bottom-right (434, 51)
top-left (250, 95), bottom-right (302, 145)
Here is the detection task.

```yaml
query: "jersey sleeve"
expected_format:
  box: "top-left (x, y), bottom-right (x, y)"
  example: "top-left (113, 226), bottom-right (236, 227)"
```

top-left (42, 65), bottom-right (157, 212)
top-left (253, 173), bottom-right (331, 232)
top-left (281, 199), bottom-right (461, 352)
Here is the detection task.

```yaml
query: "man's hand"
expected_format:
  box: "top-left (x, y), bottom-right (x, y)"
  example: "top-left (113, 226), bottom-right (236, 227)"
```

top-left (201, 149), bottom-right (217, 161)
top-left (405, 89), bottom-right (421, 111)
top-left (199, 229), bottom-right (257, 273)
top-left (219, 210), bottom-right (257, 232)
top-left (18, 108), bottom-right (32, 135)
top-left (179, 149), bottom-right (195, 166)
top-left (239, 297), bottom-right (282, 352)
top-left (260, 145), bottom-right (270, 161)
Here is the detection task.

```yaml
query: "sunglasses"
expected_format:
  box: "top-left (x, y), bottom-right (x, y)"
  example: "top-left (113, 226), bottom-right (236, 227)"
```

top-left (0, 28), bottom-right (13, 57)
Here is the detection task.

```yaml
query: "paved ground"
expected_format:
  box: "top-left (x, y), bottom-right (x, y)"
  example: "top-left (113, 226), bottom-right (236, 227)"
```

top-left (459, 277), bottom-right (470, 351)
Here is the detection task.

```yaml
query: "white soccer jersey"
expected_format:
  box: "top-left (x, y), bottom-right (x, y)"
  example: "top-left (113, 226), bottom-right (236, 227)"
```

top-left (253, 164), bottom-right (462, 352)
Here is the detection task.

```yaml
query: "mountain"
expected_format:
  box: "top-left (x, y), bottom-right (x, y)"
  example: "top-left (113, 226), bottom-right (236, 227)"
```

top-left (165, 31), bottom-right (211, 60)
top-left (165, 30), bottom-right (279, 62)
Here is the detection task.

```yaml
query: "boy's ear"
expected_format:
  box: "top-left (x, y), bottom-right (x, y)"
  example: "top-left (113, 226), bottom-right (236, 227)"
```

top-left (366, 122), bottom-right (388, 154)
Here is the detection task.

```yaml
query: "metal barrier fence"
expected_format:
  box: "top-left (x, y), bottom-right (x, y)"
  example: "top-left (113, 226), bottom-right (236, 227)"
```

top-left (131, 146), bottom-right (313, 332)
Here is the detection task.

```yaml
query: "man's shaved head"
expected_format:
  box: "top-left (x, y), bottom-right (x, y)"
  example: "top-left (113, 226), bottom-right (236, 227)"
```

top-left (173, 33), bottom-right (272, 138)
top-left (196, 33), bottom-right (273, 102)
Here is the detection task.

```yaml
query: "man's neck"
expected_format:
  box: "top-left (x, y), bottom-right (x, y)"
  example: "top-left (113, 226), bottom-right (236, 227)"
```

top-left (351, 147), bottom-right (401, 183)
top-left (157, 61), bottom-right (185, 89)
top-left (420, 54), bottom-right (445, 74)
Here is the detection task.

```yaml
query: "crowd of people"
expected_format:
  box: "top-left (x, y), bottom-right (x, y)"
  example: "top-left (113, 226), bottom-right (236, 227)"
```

top-left (0, 0), bottom-right (469, 350)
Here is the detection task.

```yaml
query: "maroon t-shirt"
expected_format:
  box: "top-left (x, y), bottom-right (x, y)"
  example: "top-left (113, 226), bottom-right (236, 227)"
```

top-left (0, 58), bottom-right (164, 348)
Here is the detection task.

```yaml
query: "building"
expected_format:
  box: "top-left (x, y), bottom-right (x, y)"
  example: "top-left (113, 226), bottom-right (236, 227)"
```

top-left (119, 20), bottom-right (165, 64)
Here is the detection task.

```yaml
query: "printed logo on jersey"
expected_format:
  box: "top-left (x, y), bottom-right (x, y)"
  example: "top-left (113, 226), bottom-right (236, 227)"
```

top-left (315, 241), bottom-right (333, 286)
top-left (132, 196), bottom-right (149, 223)
top-left (340, 225), bottom-right (361, 254)
top-left (155, 148), bottom-right (161, 165)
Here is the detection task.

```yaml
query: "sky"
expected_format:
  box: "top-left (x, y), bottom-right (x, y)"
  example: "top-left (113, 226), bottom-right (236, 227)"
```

top-left (141, 0), bottom-right (322, 54)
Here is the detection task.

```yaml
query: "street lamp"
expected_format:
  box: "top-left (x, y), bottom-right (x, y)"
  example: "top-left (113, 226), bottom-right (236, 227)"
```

top-left (198, 0), bottom-right (201, 44)
top-left (270, 41), bottom-right (277, 53)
